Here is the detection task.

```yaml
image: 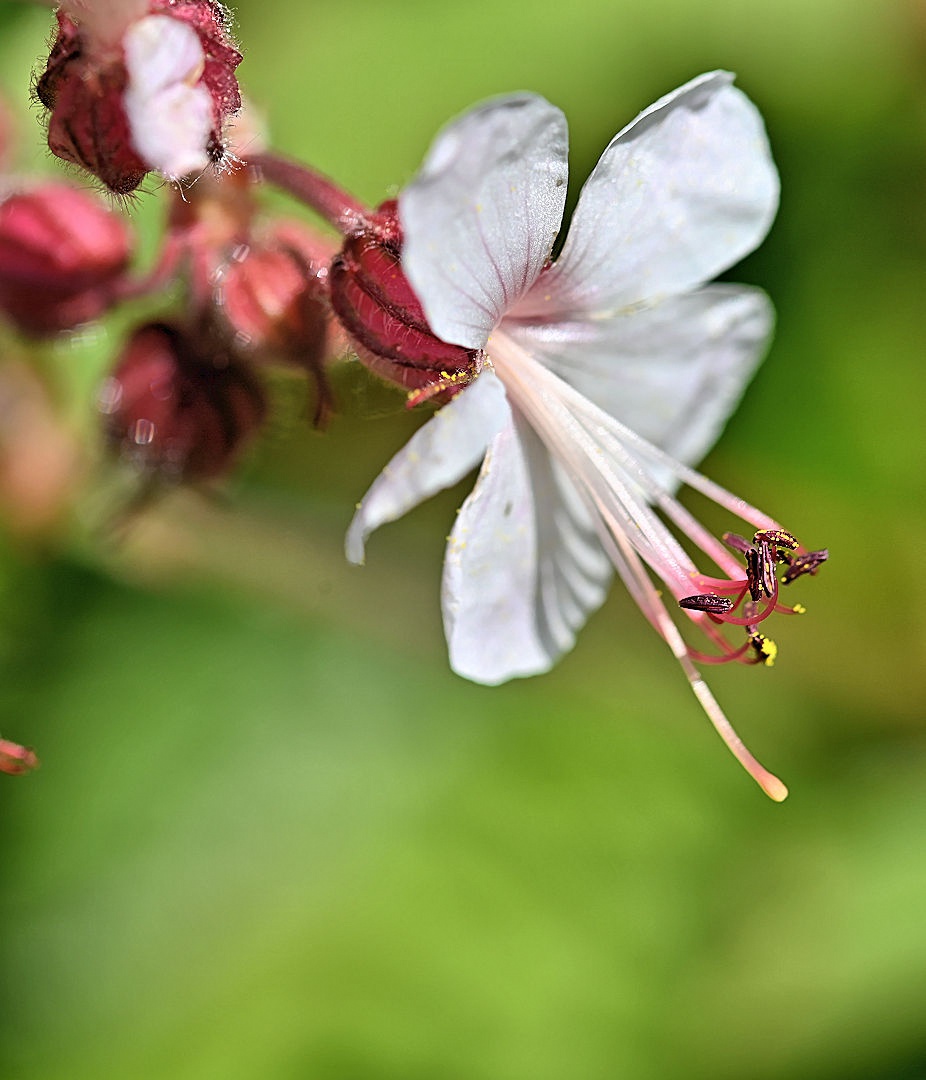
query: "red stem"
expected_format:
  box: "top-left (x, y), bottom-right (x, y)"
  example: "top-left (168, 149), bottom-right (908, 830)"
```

top-left (251, 152), bottom-right (368, 234)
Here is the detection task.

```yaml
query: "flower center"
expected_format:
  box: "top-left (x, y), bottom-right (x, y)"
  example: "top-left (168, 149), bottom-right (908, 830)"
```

top-left (328, 201), bottom-right (481, 395)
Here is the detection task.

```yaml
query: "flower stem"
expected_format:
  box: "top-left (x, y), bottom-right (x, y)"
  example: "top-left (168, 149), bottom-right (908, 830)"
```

top-left (251, 152), bottom-right (368, 234)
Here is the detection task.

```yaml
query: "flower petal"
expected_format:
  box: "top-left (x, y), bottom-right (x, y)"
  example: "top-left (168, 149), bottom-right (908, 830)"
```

top-left (518, 72), bottom-right (778, 319)
top-left (345, 370), bottom-right (511, 564)
top-left (443, 411), bottom-right (611, 685)
top-left (400, 94), bottom-right (569, 350)
top-left (123, 15), bottom-right (213, 179)
top-left (505, 285), bottom-right (773, 478)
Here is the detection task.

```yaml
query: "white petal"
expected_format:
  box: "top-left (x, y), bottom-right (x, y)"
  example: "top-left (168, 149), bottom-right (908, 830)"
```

top-left (345, 371), bottom-right (511, 565)
top-left (443, 412), bottom-right (611, 685)
top-left (505, 285), bottom-right (773, 480)
top-left (123, 15), bottom-right (212, 179)
top-left (518, 72), bottom-right (779, 319)
top-left (400, 94), bottom-right (568, 350)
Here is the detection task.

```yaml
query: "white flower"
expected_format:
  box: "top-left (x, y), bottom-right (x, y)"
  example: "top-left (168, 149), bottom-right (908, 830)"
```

top-left (346, 72), bottom-right (803, 799)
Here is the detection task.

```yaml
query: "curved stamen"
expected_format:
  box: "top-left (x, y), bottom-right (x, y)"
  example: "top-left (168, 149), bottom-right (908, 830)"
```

top-left (488, 332), bottom-right (790, 801)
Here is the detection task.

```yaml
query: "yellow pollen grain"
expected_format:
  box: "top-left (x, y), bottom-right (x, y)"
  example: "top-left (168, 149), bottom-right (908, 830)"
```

top-left (792, 603), bottom-right (806, 614)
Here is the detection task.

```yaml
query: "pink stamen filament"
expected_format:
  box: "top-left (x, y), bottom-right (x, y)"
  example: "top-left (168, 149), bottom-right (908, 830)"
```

top-left (685, 611), bottom-right (761, 666)
top-left (688, 640), bottom-right (753, 665)
top-left (488, 334), bottom-right (789, 801)
top-left (655, 493), bottom-right (745, 579)
top-left (598, 510), bottom-right (788, 801)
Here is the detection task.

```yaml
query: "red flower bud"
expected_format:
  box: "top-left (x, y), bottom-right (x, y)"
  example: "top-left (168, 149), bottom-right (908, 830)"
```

top-left (215, 225), bottom-right (332, 345)
top-left (101, 322), bottom-right (267, 482)
top-left (0, 738), bottom-right (39, 776)
top-left (214, 225), bottom-right (336, 425)
top-left (0, 182), bottom-right (132, 335)
top-left (36, 2), bottom-right (241, 194)
top-left (329, 201), bottom-right (479, 394)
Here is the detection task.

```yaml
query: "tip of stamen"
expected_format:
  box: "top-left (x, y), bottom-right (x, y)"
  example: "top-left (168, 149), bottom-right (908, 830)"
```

top-left (758, 772), bottom-right (789, 802)
top-left (749, 632), bottom-right (778, 666)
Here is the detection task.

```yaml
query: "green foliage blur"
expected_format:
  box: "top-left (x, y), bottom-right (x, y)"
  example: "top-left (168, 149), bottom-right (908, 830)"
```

top-left (2, 1), bottom-right (926, 1077)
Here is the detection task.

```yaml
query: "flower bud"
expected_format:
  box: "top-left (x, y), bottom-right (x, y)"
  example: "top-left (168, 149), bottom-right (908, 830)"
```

top-left (214, 225), bottom-right (330, 349)
top-left (0, 182), bottom-right (132, 335)
top-left (214, 226), bottom-right (336, 425)
top-left (329, 200), bottom-right (479, 394)
top-left (0, 738), bottom-right (39, 776)
top-left (36, 2), bottom-right (241, 194)
top-left (101, 322), bottom-right (266, 482)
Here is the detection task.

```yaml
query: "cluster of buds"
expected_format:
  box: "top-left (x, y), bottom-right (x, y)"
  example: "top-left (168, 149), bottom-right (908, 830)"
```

top-left (95, 161), bottom-right (337, 483)
top-left (170, 165), bottom-right (338, 425)
top-left (1, 96), bottom-right (338, 485)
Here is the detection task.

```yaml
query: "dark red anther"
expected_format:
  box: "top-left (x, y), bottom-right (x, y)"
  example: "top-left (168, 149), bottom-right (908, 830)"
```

top-left (0, 182), bottom-right (132, 335)
top-left (329, 200), bottom-right (480, 394)
top-left (754, 529), bottom-right (798, 552)
top-left (744, 545), bottom-right (764, 602)
top-left (782, 548), bottom-right (829, 585)
top-left (679, 594), bottom-right (736, 615)
top-left (723, 532), bottom-right (753, 555)
top-left (754, 539), bottom-right (778, 598)
top-left (101, 322), bottom-right (266, 482)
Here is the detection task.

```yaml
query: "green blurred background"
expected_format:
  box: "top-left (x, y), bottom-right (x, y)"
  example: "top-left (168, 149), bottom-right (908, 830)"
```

top-left (2, 0), bottom-right (926, 1077)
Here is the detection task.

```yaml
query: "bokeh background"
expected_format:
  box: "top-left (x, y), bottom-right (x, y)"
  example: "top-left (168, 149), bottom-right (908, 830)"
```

top-left (2, 0), bottom-right (926, 1077)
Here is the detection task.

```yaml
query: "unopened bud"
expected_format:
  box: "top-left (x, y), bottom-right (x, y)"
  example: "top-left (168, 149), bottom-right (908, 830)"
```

top-left (0, 738), bottom-right (39, 776)
top-left (37, 1), bottom-right (241, 194)
top-left (215, 228), bottom-right (331, 356)
top-left (102, 322), bottom-right (266, 482)
top-left (215, 229), bottom-right (334, 424)
top-left (0, 182), bottom-right (131, 335)
top-left (329, 200), bottom-right (479, 394)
